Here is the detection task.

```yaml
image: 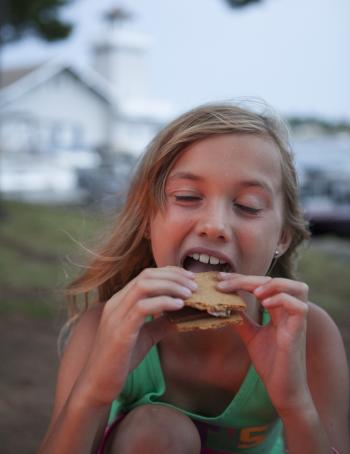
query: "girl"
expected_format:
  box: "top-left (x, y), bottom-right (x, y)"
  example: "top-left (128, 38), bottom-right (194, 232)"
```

top-left (40, 102), bottom-right (349, 453)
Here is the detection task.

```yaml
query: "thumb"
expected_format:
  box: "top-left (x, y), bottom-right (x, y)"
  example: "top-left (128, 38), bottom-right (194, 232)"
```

top-left (234, 312), bottom-right (261, 346)
top-left (130, 316), bottom-right (174, 371)
top-left (141, 315), bottom-right (175, 349)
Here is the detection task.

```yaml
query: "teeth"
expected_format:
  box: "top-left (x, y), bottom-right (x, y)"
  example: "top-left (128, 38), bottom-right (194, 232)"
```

top-left (189, 253), bottom-right (227, 266)
top-left (199, 254), bottom-right (209, 264)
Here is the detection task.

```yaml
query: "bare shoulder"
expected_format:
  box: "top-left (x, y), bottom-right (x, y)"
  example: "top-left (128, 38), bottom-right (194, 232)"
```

top-left (307, 303), bottom-right (349, 436)
top-left (306, 302), bottom-right (347, 356)
top-left (58, 304), bottom-right (104, 380)
top-left (58, 304), bottom-right (103, 355)
top-left (306, 302), bottom-right (349, 375)
top-left (64, 304), bottom-right (104, 353)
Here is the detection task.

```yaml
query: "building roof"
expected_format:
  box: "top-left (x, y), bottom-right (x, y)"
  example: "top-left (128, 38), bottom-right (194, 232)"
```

top-left (0, 64), bottom-right (42, 89)
top-left (0, 57), bottom-right (115, 108)
top-left (0, 56), bottom-right (173, 121)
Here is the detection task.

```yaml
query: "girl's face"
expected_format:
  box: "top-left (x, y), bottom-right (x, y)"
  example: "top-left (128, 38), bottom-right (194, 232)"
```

top-left (149, 134), bottom-right (291, 276)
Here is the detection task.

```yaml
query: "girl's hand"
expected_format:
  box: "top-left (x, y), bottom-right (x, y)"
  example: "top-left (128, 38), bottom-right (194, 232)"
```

top-left (217, 272), bottom-right (310, 414)
top-left (77, 266), bottom-right (196, 408)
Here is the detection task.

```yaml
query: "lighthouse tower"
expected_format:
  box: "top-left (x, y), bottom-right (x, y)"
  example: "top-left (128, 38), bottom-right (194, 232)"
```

top-left (91, 8), bottom-right (151, 102)
top-left (90, 7), bottom-right (173, 155)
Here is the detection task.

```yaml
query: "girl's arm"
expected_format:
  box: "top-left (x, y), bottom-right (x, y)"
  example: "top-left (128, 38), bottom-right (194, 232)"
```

top-left (281, 303), bottom-right (349, 454)
top-left (39, 306), bottom-right (111, 453)
top-left (39, 267), bottom-right (196, 453)
top-left (217, 274), bottom-right (350, 454)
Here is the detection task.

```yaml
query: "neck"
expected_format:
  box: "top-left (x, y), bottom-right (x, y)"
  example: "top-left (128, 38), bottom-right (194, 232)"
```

top-left (160, 328), bottom-right (240, 368)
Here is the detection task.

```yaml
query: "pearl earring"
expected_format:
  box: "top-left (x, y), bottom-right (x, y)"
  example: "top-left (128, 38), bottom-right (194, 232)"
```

top-left (274, 249), bottom-right (280, 258)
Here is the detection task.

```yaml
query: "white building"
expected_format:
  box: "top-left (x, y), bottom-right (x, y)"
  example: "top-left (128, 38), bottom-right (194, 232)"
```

top-left (0, 19), bottom-right (173, 202)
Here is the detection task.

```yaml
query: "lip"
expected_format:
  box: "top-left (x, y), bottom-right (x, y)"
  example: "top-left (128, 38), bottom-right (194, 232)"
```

top-left (180, 247), bottom-right (235, 271)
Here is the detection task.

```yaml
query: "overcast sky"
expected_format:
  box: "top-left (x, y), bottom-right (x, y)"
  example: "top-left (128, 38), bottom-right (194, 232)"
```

top-left (3, 0), bottom-right (350, 121)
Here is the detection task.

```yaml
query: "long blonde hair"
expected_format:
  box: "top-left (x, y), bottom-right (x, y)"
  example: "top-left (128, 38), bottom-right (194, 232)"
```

top-left (67, 101), bottom-right (309, 314)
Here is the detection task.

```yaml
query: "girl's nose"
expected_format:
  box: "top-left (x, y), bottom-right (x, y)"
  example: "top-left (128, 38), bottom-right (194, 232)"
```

top-left (195, 203), bottom-right (232, 241)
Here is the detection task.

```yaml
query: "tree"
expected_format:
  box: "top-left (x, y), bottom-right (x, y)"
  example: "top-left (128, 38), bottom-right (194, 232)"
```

top-left (224, 0), bottom-right (263, 8)
top-left (0, 0), bottom-right (74, 44)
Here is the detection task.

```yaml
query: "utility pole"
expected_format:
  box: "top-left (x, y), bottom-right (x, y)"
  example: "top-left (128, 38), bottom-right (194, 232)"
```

top-left (0, 0), bottom-right (9, 217)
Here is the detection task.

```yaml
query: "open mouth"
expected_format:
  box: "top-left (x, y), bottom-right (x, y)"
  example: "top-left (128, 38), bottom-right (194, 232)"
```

top-left (183, 253), bottom-right (232, 273)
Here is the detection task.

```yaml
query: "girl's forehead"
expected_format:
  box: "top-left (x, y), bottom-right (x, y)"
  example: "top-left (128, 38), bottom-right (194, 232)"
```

top-left (169, 134), bottom-right (282, 180)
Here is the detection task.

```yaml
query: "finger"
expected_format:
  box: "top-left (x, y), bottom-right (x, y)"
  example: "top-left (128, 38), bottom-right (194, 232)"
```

top-left (129, 316), bottom-right (176, 370)
top-left (216, 273), bottom-right (272, 293)
top-left (262, 293), bottom-right (309, 317)
top-left (126, 278), bottom-right (194, 309)
top-left (255, 279), bottom-right (309, 302)
top-left (110, 266), bottom-right (194, 299)
top-left (139, 266), bottom-right (196, 284)
top-left (142, 315), bottom-right (176, 347)
top-left (261, 294), bottom-right (309, 332)
top-left (150, 268), bottom-right (198, 291)
top-left (124, 296), bottom-right (185, 332)
top-left (105, 273), bottom-right (196, 318)
top-left (232, 311), bottom-right (261, 346)
top-left (111, 267), bottom-right (195, 303)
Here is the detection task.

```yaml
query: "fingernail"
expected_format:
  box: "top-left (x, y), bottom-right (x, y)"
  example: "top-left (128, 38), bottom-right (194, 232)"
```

top-left (217, 272), bottom-right (231, 279)
top-left (217, 281), bottom-right (229, 289)
top-left (254, 286), bottom-right (264, 295)
top-left (181, 287), bottom-right (192, 298)
top-left (174, 299), bottom-right (184, 307)
top-left (188, 280), bottom-right (198, 290)
top-left (184, 270), bottom-right (195, 278)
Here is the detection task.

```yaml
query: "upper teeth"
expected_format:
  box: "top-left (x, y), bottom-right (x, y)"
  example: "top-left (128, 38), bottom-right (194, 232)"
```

top-left (190, 253), bottom-right (226, 265)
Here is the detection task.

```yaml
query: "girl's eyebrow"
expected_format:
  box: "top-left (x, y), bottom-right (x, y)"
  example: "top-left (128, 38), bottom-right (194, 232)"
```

top-left (168, 171), bottom-right (274, 194)
top-left (168, 171), bottom-right (202, 182)
top-left (239, 180), bottom-right (274, 195)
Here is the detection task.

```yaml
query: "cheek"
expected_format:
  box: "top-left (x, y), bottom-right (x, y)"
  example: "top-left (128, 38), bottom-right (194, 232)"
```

top-left (159, 206), bottom-right (194, 233)
top-left (237, 221), bottom-right (282, 273)
top-left (150, 207), bottom-right (188, 235)
top-left (149, 209), bottom-right (190, 263)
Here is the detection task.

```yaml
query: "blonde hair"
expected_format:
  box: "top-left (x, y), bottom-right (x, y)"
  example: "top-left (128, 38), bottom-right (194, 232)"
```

top-left (67, 101), bottom-right (309, 314)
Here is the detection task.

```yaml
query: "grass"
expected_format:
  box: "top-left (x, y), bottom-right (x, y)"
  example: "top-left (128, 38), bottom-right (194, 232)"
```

top-left (0, 200), bottom-right (110, 317)
top-left (0, 200), bottom-right (349, 322)
top-left (297, 242), bottom-right (350, 320)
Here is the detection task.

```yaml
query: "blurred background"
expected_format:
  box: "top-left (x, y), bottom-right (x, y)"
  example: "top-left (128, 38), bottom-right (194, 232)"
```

top-left (0, 0), bottom-right (349, 452)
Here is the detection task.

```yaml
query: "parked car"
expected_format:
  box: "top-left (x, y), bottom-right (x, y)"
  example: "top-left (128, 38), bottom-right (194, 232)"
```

top-left (303, 197), bottom-right (350, 237)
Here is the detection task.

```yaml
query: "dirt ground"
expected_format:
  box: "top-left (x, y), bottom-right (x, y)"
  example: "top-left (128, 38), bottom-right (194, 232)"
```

top-left (0, 309), bottom-right (350, 454)
top-left (0, 315), bottom-right (60, 454)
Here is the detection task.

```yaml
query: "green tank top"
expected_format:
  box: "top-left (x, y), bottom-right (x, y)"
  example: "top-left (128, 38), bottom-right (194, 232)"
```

top-left (108, 311), bottom-right (284, 453)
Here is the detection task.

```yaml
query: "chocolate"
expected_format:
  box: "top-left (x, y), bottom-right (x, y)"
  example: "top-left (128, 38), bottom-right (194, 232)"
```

top-left (166, 306), bottom-right (216, 323)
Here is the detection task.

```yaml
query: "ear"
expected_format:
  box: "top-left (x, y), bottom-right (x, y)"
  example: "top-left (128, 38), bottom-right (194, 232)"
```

top-left (276, 227), bottom-right (292, 256)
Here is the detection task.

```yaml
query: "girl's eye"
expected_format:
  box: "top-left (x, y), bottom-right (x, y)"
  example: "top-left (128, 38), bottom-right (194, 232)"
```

top-left (174, 195), bottom-right (201, 203)
top-left (234, 203), bottom-right (262, 215)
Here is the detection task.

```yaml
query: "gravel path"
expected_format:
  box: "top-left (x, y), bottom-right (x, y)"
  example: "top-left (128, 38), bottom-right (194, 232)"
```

top-left (0, 316), bottom-right (59, 454)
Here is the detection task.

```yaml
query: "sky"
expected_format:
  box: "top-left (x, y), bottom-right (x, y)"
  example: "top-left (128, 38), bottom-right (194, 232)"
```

top-left (3, 0), bottom-right (350, 121)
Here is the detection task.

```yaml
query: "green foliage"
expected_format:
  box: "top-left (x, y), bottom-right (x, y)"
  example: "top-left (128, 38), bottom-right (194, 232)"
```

top-left (1, 0), bottom-right (73, 43)
top-left (288, 116), bottom-right (350, 134)
top-left (224, 0), bottom-right (263, 8)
